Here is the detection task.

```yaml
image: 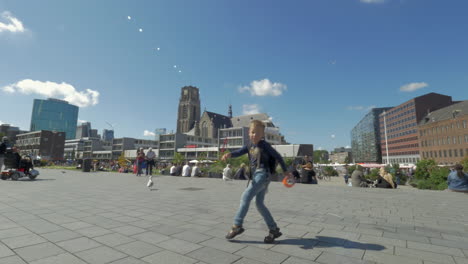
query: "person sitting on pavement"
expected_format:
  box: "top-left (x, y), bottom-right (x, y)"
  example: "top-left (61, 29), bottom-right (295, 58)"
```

top-left (222, 164), bottom-right (233, 181)
top-left (374, 167), bottom-right (396, 189)
top-left (447, 164), bottom-right (468, 193)
top-left (170, 163), bottom-right (177, 176)
top-left (182, 162), bottom-right (191, 177)
top-left (351, 166), bottom-right (371, 187)
top-left (302, 162), bottom-right (317, 184)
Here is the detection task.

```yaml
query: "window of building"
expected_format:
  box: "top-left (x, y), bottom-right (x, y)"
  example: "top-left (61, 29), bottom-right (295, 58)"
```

top-left (454, 136), bottom-right (457, 144)
top-left (465, 135), bottom-right (468, 143)
top-left (454, 149), bottom-right (458, 157)
top-left (464, 120), bottom-right (467, 128)
top-left (434, 151), bottom-right (437, 158)
top-left (461, 149), bottom-right (464, 157)
top-left (439, 150), bottom-right (442, 157)
top-left (444, 150), bottom-right (447, 157)
top-left (458, 122), bottom-right (461, 129)
top-left (449, 149), bottom-right (452, 157)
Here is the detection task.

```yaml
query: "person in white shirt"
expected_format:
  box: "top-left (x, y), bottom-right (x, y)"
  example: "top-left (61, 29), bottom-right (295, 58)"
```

top-left (223, 164), bottom-right (233, 181)
top-left (182, 163), bottom-right (191, 177)
top-left (170, 164), bottom-right (177, 176)
top-left (191, 164), bottom-right (200, 177)
top-left (145, 148), bottom-right (156, 176)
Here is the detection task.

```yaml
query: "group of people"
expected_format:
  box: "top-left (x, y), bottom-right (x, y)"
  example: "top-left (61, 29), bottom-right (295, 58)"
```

top-left (349, 166), bottom-right (397, 188)
top-left (135, 147), bottom-right (157, 176)
top-left (169, 162), bottom-right (202, 177)
top-left (0, 136), bottom-right (34, 172)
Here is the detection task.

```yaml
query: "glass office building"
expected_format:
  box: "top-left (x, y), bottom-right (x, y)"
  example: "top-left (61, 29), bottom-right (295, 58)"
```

top-left (30, 98), bottom-right (79, 140)
top-left (351, 107), bottom-right (392, 163)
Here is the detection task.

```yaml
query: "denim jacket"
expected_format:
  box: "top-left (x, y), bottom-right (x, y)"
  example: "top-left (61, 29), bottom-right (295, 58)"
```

top-left (447, 171), bottom-right (468, 191)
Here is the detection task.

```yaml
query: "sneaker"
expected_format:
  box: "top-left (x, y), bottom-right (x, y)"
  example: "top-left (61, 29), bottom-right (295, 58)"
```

top-left (264, 227), bottom-right (282, 243)
top-left (225, 225), bottom-right (245, 239)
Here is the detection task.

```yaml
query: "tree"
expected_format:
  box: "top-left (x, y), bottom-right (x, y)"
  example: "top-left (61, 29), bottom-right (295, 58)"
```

top-left (313, 150), bottom-right (329, 164)
top-left (414, 159), bottom-right (437, 180)
top-left (118, 152), bottom-right (127, 168)
top-left (173, 152), bottom-right (184, 165)
top-left (344, 156), bottom-right (350, 164)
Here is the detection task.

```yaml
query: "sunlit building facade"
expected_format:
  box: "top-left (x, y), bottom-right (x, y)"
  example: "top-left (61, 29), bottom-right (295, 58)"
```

top-left (30, 98), bottom-right (79, 140)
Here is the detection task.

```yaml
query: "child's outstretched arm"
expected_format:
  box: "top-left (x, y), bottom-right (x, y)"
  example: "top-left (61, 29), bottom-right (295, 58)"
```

top-left (222, 145), bottom-right (249, 161)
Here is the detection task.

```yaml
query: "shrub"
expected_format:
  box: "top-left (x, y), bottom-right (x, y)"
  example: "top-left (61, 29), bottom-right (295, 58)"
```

top-left (414, 159), bottom-right (437, 180)
top-left (323, 166), bottom-right (338, 176)
top-left (365, 168), bottom-right (379, 181)
top-left (414, 166), bottom-right (449, 190)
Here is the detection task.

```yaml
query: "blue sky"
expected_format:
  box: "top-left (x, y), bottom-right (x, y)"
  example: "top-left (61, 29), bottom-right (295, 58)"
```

top-left (1, 0), bottom-right (467, 151)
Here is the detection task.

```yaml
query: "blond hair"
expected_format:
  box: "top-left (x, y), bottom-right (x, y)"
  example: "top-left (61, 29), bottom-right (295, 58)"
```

top-left (250, 120), bottom-right (265, 131)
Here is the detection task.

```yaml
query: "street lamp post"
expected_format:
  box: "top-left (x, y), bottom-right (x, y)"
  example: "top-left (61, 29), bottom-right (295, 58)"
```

top-left (383, 110), bottom-right (390, 165)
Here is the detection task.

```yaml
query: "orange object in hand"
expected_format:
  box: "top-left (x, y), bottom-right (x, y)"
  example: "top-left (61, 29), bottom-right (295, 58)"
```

top-left (282, 175), bottom-right (295, 188)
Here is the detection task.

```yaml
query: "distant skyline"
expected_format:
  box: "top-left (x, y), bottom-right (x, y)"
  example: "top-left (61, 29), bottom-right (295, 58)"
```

top-left (1, 0), bottom-right (468, 151)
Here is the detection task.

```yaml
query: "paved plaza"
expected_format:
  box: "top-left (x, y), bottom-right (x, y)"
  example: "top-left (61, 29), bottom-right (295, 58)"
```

top-left (0, 169), bottom-right (467, 264)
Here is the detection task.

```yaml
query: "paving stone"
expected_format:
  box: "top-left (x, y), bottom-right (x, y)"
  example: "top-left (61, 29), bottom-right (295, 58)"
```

top-left (28, 252), bottom-right (87, 264)
top-left (316, 251), bottom-right (376, 264)
top-left (395, 246), bottom-right (456, 264)
top-left (407, 241), bottom-right (465, 257)
top-left (148, 224), bottom-right (185, 235)
top-left (156, 238), bottom-right (202, 254)
top-left (40, 229), bottom-right (82, 243)
top-left (1, 234), bottom-right (47, 249)
top-left (358, 234), bottom-right (406, 247)
top-left (200, 237), bottom-right (248, 254)
top-left (363, 250), bottom-right (422, 264)
top-left (13, 242), bottom-right (65, 262)
top-left (142, 250), bottom-right (198, 264)
top-left (454, 256), bottom-right (468, 264)
top-left (131, 231), bottom-right (171, 245)
top-left (315, 241), bottom-right (365, 260)
top-left (234, 245), bottom-right (289, 264)
top-left (0, 242), bottom-right (15, 258)
top-left (111, 225), bottom-right (146, 236)
top-left (0, 255), bottom-right (27, 264)
top-left (74, 226), bottom-right (113, 237)
top-left (186, 246), bottom-right (242, 264)
top-left (108, 256), bottom-right (148, 264)
top-left (231, 257), bottom-right (267, 264)
top-left (0, 227), bottom-right (32, 239)
top-left (75, 246), bottom-right (127, 264)
top-left (17, 220), bottom-right (63, 234)
top-left (56, 237), bottom-right (102, 253)
top-left (172, 230), bottom-right (212, 243)
top-left (60, 221), bottom-right (94, 230)
top-left (93, 233), bottom-right (135, 247)
top-left (276, 256), bottom-right (320, 264)
top-left (429, 237), bottom-right (468, 249)
top-left (115, 240), bottom-right (163, 258)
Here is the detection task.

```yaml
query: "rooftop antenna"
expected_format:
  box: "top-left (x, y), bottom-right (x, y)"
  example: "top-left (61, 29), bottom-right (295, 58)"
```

top-left (105, 122), bottom-right (116, 130)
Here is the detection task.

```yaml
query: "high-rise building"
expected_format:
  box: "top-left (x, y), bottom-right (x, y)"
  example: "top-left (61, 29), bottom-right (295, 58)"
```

top-left (102, 129), bottom-right (114, 142)
top-left (351, 107), bottom-right (392, 163)
top-left (379, 93), bottom-right (453, 164)
top-left (76, 122), bottom-right (91, 138)
top-left (30, 98), bottom-right (79, 140)
top-left (176, 86), bottom-right (200, 133)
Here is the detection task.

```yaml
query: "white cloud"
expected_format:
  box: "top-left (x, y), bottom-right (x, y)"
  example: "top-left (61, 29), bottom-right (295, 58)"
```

top-left (0, 11), bottom-right (25, 33)
top-left (2, 79), bottom-right (99, 107)
top-left (331, 134), bottom-right (336, 139)
top-left (345, 145), bottom-right (351, 148)
top-left (400, 82), bottom-right (428, 92)
top-left (318, 146), bottom-right (323, 150)
top-left (242, 104), bottom-right (261, 115)
top-left (360, 0), bottom-right (385, 3)
top-left (78, 119), bottom-right (87, 124)
top-left (239, 79), bottom-right (287, 96)
top-left (143, 130), bottom-right (155, 137)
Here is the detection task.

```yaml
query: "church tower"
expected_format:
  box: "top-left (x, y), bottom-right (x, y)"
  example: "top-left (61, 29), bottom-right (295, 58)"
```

top-left (177, 86), bottom-right (201, 133)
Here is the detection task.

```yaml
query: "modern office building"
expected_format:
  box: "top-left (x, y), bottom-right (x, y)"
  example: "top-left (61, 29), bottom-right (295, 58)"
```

top-left (102, 129), bottom-right (114, 142)
top-left (76, 122), bottom-right (91, 138)
top-left (30, 98), bottom-right (79, 140)
top-left (351, 107), bottom-right (392, 163)
top-left (154, 128), bottom-right (166, 141)
top-left (16, 130), bottom-right (65, 160)
top-left (0, 124), bottom-right (27, 144)
top-left (418, 100), bottom-right (468, 165)
top-left (378, 93), bottom-right (453, 164)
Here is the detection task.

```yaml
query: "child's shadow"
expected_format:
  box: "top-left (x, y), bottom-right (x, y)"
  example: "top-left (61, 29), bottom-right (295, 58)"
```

top-left (232, 236), bottom-right (386, 251)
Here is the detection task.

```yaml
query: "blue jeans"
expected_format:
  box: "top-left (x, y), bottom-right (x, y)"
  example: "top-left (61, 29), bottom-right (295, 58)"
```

top-left (234, 168), bottom-right (277, 230)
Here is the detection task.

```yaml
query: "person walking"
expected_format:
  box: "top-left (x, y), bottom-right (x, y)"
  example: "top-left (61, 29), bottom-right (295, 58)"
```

top-left (145, 148), bottom-right (156, 176)
top-left (136, 148), bottom-right (145, 176)
top-left (222, 120), bottom-right (291, 243)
